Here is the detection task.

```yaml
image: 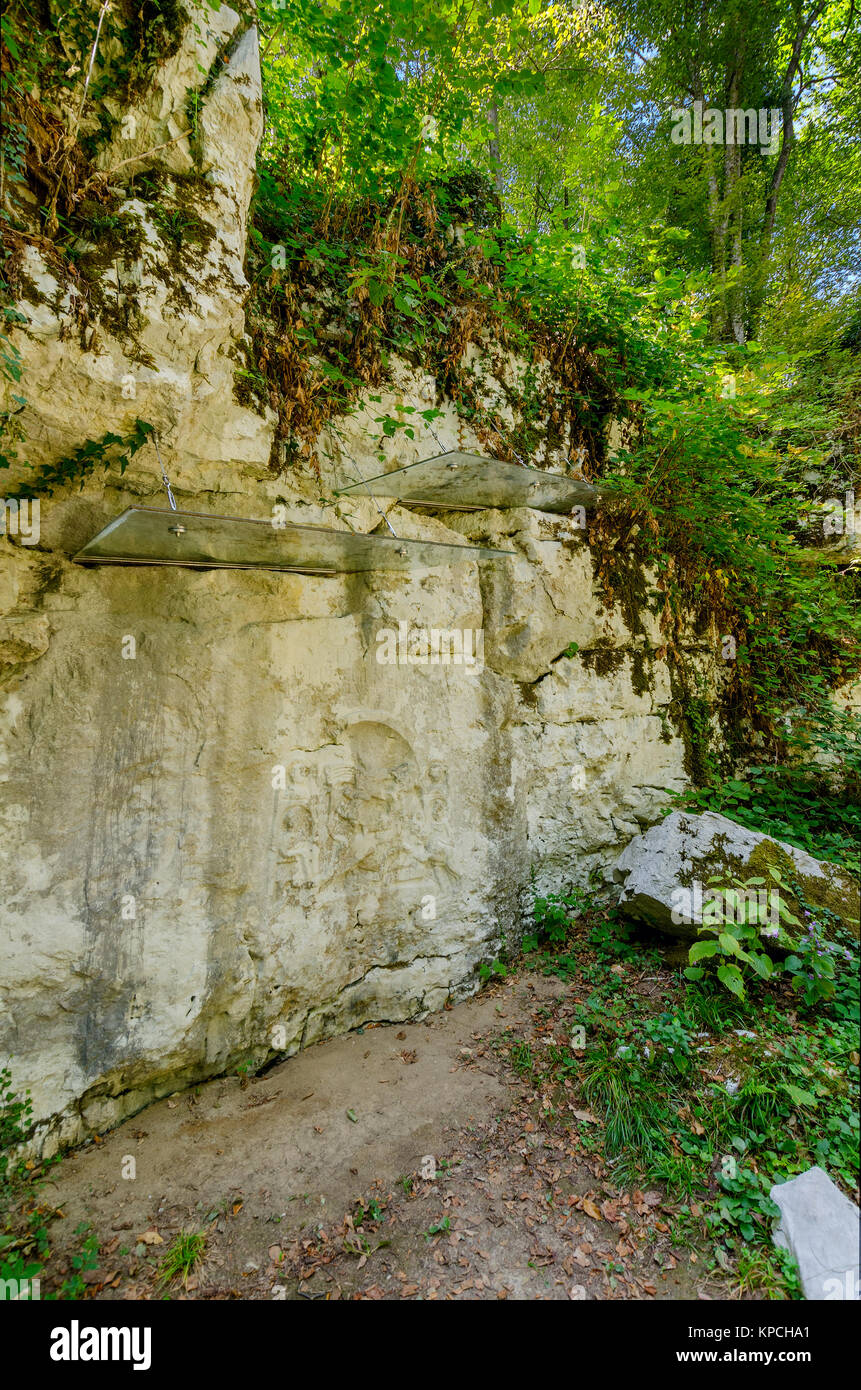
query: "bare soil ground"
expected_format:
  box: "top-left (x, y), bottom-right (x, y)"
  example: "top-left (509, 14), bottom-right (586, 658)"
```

top-left (31, 962), bottom-right (747, 1302)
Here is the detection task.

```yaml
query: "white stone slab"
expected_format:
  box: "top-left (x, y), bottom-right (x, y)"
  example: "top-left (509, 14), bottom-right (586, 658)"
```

top-left (771, 1166), bottom-right (860, 1300)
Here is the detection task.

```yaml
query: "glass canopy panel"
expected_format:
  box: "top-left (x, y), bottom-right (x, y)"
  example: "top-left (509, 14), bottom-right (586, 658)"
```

top-left (335, 450), bottom-right (600, 513)
top-left (72, 507), bottom-right (514, 573)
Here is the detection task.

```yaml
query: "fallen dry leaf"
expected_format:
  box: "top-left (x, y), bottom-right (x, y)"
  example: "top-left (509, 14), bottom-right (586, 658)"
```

top-left (136, 1230), bottom-right (163, 1246)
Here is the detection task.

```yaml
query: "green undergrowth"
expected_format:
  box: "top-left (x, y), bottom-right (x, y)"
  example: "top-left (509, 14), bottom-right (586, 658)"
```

top-left (673, 705), bottom-right (861, 873)
top-left (238, 169), bottom-right (641, 473)
top-left (0, 1064), bottom-right (101, 1300)
top-left (502, 890), bottom-right (859, 1299)
top-left (5, 419), bottom-right (154, 500)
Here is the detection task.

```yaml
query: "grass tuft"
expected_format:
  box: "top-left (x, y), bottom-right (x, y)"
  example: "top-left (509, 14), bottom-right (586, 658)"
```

top-left (155, 1230), bottom-right (206, 1289)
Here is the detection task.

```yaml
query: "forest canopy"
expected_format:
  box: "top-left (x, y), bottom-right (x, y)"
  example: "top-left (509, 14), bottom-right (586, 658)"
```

top-left (256, 0), bottom-right (860, 346)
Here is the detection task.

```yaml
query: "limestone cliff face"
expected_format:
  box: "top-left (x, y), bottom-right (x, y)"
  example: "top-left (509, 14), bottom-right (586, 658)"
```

top-left (0, 8), bottom-right (721, 1155)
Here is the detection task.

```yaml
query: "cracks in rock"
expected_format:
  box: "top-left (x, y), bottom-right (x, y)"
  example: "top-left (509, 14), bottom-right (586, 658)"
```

top-left (529, 654), bottom-right (569, 690)
top-left (538, 571), bottom-right (567, 621)
top-left (336, 951), bottom-right (456, 997)
top-left (517, 642), bottom-right (584, 695)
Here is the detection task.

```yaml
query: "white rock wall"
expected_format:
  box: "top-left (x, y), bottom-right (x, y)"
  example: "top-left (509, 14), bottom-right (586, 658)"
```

top-left (0, 7), bottom-right (717, 1153)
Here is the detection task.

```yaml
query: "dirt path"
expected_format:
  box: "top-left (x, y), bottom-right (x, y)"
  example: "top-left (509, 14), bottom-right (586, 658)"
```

top-left (37, 969), bottom-right (732, 1301)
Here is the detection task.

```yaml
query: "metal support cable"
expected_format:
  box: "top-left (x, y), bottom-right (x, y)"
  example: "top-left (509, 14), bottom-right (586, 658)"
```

top-left (152, 431), bottom-right (177, 512)
top-left (326, 425), bottom-right (398, 538)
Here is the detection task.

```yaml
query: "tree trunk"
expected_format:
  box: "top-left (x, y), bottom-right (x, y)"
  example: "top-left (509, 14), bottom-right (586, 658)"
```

top-left (725, 62), bottom-right (746, 343)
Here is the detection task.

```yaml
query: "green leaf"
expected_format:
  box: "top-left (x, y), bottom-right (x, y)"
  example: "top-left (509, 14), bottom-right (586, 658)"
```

top-left (717, 963), bottom-right (745, 998)
top-left (783, 1084), bottom-right (816, 1107)
top-left (747, 952), bottom-right (773, 979)
top-left (689, 940), bottom-right (719, 962)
